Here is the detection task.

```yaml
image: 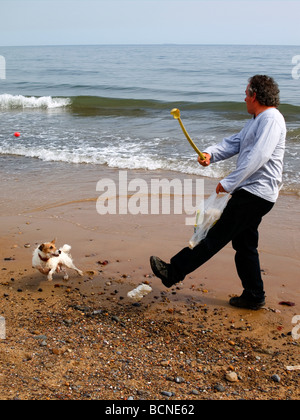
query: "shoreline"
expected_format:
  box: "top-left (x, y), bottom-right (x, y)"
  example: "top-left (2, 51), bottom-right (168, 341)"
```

top-left (1, 154), bottom-right (300, 215)
top-left (0, 164), bottom-right (299, 400)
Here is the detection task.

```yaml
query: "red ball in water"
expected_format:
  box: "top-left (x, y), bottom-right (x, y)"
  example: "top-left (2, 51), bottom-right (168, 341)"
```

top-left (14, 132), bottom-right (20, 137)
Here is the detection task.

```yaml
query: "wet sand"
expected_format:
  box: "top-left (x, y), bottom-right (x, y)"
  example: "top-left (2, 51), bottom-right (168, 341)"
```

top-left (0, 164), bottom-right (299, 400)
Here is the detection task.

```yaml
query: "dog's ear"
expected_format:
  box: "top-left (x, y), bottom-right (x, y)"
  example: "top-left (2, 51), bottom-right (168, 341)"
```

top-left (39, 244), bottom-right (45, 252)
top-left (51, 239), bottom-right (56, 244)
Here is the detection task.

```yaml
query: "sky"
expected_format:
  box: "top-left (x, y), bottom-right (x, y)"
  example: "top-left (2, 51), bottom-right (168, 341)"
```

top-left (0, 0), bottom-right (300, 46)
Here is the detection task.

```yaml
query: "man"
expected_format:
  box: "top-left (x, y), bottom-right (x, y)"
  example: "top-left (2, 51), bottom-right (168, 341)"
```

top-left (150, 75), bottom-right (286, 310)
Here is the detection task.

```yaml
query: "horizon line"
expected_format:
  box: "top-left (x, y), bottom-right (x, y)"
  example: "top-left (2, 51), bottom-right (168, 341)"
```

top-left (0, 42), bottom-right (299, 48)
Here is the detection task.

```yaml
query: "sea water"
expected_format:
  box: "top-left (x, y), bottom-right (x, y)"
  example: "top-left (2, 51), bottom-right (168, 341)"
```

top-left (0, 45), bottom-right (299, 195)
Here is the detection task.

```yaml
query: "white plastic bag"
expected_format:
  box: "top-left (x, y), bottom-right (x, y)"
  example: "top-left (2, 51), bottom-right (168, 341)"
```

top-left (189, 192), bottom-right (230, 249)
top-left (127, 284), bottom-right (152, 301)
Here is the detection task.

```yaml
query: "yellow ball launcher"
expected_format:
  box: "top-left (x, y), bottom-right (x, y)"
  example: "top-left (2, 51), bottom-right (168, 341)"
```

top-left (170, 108), bottom-right (206, 161)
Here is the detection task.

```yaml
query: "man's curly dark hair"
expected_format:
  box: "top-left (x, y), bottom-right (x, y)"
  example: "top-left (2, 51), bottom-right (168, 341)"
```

top-left (248, 75), bottom-right (280, 107)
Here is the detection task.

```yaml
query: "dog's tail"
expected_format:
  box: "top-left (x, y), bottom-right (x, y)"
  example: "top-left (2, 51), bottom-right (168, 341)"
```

top-left (61, 244), bottom-right (71, 254)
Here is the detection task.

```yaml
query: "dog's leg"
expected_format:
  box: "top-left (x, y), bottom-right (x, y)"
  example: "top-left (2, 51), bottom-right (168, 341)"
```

top-left (77, 268), bottom-right (83, 276)
top-left (36, 266), bottom-right (50, 275)
top-left (76, 266), bottom-right (83, 277)
top-left (55, 263), bottom-right (69, 280)
top-left (61, 267), bottom-right (69, 281)
top-left (47, 268), bottom-right (56, 281)
top-left (68, 262), bottom-right (83, 277)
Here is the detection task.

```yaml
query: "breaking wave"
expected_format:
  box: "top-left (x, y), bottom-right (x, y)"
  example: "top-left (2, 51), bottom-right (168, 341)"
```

top-left (1, 93), bottom-right (299, 121)
top-left (0, 94), bottom-right (71, 109)
top-left (0, 140), bottom-right (227, 179)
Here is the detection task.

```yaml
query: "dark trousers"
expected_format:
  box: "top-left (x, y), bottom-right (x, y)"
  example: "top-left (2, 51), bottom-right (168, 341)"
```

top-left (170, 189), bottom-right (274, 300)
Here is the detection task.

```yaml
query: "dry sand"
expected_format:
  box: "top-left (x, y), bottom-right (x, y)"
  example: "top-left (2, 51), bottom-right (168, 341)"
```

top-left (0, 166), bottom-right (299, 400)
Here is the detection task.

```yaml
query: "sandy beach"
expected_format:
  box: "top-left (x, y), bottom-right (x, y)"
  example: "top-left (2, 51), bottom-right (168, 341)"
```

top-left (0, 164), bottom-right (299, 400)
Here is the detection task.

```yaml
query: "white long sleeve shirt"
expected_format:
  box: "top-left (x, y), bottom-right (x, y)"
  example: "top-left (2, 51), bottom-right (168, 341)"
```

top-left (204, 108), bottom-right (286, 203)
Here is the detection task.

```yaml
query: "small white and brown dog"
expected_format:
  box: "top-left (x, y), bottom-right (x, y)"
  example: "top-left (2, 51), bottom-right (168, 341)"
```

top-left (32, 239), bottom-right (83, 281)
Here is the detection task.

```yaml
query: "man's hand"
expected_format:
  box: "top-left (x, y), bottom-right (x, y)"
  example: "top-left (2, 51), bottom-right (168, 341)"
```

top-left (216, 182), bottom-right (227, 194)
top-left (198, 153), bottom-right (211, 167)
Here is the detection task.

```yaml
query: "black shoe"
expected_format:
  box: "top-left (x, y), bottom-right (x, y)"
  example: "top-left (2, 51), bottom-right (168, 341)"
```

top-left (229, 295), bottom-right (265, 310)
top-left (150, 256), bottom-right (174, 288)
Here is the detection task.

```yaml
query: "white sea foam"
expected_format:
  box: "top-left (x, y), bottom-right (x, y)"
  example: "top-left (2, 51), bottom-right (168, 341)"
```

top-left (0, 136), bottom-right (297, 191)
top-left (0, 139), bottom-right (227, 179)
top-left (0, 94), bottom-right (71, 109)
